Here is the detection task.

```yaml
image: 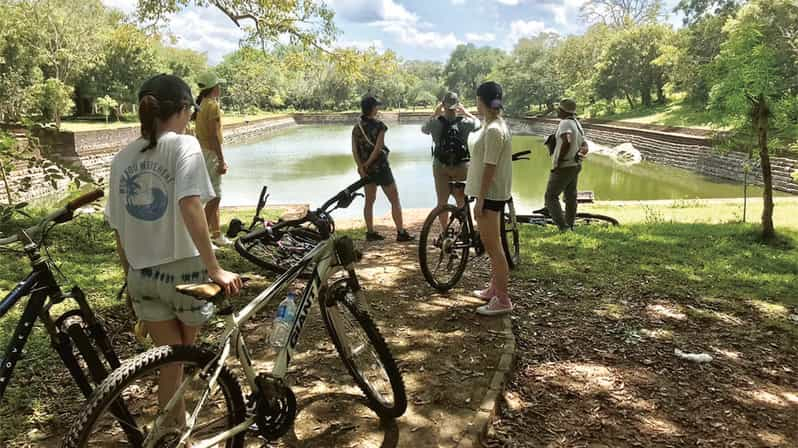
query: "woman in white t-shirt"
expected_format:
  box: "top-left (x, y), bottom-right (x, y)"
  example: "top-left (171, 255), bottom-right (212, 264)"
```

top-left (105, 74), bottom-right (242, 427)
top-left (465, 81), bottom-right (513, 316)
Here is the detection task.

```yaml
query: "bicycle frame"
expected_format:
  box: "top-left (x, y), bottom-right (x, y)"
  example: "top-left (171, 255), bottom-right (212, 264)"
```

top-left (156, 232), bottom-right (353, 448)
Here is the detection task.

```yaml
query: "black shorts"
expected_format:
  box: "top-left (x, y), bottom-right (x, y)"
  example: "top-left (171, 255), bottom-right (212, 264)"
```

top-left (477, 198), bottom-right (506, 212)
top-left (366, 163), bottom-right (395, 187)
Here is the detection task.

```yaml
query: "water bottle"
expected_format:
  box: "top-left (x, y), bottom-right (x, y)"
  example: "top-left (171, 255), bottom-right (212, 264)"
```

top-left (270, 292), bottom-right (297, 348)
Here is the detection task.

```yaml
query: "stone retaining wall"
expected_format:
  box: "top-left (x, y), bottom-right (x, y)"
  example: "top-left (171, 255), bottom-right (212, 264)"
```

top-left (509, 117), bottom-right (798, 195)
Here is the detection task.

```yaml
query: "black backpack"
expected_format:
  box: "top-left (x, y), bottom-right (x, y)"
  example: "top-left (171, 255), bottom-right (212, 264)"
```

top-left (433, 116), bottom-right (469, 166)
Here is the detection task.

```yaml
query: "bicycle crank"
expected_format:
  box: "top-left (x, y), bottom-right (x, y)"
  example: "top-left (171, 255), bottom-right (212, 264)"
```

top-left (250, 373), bottom-right (297, 440)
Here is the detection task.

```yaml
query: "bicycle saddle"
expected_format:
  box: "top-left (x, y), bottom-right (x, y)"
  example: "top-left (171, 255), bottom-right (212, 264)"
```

top-left (176, 283), bottom-right (223, 301)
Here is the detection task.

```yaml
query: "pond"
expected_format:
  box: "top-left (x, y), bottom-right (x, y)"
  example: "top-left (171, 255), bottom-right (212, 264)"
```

top-left (221, 124), bottom-right (779, 218)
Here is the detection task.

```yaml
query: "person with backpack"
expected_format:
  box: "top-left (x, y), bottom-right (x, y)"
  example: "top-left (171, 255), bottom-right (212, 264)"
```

top-left (351, 95), bottom-right (415, 242)
top-left (422, 91), bottom-right (481, 228)
top-left (545, 98), bottom-right (589, 230)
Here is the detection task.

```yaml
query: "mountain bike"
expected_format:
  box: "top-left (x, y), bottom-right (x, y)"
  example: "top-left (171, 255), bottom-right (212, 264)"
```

top-left (0, 190), bottom-right (143, 445)
top-left (418, 150), bottom-right (529, 291)
top-left (63, 176), bottom-right (407, 448)
top-left (227, 186), bottom-right (322, 277)
top-left (512, 190), bottom-right (619, 227)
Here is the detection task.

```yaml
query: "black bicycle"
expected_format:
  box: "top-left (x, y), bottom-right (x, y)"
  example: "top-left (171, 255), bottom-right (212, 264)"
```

top-left (0, 190), bottom-right (143, 445)
top-left (418, 151), bottom-right (529, 291)
top-left (228, 186), bottom-right (322, 277)
top-left (513, 191), bottom-right (619, 227)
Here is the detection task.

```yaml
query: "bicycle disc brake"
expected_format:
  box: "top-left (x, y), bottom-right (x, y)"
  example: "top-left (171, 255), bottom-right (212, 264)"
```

top-left (251, 374), bottom-right (296, 440)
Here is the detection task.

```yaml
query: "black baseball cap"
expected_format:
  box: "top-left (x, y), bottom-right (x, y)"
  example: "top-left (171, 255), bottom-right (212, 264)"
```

top-left (477, 81), bottom-right (503, 109)
top-left (138, 74), bottom-right (197, 108)
top-left (361, 95), bottom-right (383, 115)
top-left (443, 91), bottom-right (459, 110)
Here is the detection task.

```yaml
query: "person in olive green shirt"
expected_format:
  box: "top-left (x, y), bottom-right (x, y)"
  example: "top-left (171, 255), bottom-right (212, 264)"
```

top-left (193, 71), bottom-right (229, 247)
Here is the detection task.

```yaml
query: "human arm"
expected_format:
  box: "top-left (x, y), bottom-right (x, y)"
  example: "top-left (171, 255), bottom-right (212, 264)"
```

top-left (474, 127), bottom-right (503, 218)
top-left (179, 196), bottom-right (241, 296)
top-left (363, 129), bottom-right (386, 170)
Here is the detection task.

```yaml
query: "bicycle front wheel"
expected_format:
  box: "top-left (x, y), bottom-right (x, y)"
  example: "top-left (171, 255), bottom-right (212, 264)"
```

top-left (501, 199), bottom-right (520, 269)
top-left (63, 345), bottom-right (246, 448)
top-left (321, 279), bottom-right (407, 419)
top-left (418, 205), bottom-right (470, 291)
top-left (574, 213), bottom-right (619, 227)
top-left (235, 226), bottom-right (320, 276)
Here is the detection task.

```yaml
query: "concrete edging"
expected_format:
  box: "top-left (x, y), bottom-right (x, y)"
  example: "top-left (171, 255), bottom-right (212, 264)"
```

top-left (455, 314), bottom-right (516, 448)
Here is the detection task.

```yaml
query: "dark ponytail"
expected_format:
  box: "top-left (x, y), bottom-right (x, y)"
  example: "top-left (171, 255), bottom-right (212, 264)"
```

top-left (191, 87), bottom-right (215, 121)
top-left (138, 95), bottom-right (190, 152)
top-left (139, 95), bottom-right (161, 151)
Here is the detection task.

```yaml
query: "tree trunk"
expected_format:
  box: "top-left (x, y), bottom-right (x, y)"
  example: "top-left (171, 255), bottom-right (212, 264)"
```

top-left (753, 94), bottom-right (775, 239)
top-left (641, 87), bottom-right (652, 107)
top-left (656, 83), bottom-right (666, 104)
top-left (625, 92), bottom-right (635, 109)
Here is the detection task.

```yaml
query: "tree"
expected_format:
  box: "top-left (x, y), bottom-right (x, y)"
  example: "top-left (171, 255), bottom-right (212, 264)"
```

top-left (443, 44), bottom-right (506, 99)
top-left (493, 34), bottom-right (564, 115)
top-left (96, 96), bottom-right (118, 124)
top-left (709, 0), bottom-right (798, 239)
top-left (216, 46), bottom-right (288, 111)
top-left (581, 0), bottom-right (664, 27)
top-left (594, 24), bottom-right (673, 108)
top-left (675, 0), bottom-right (741, 24)
top-left (31, 78), bottom-right (74, 124)
top-left (135, 0), bottom-right (336, 52)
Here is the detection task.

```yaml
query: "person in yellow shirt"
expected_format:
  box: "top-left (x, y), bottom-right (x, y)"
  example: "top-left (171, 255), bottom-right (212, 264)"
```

top-left (193, 71), bottom-right (229, 246)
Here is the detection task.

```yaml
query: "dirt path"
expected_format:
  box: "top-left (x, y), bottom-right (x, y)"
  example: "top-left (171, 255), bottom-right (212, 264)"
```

top-left (485, 274), bottom-right (798, 447)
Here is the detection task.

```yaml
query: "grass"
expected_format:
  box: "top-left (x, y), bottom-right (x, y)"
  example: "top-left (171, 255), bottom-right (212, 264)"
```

top-left (583, 95), bottom-right (727, 131)
top-left (59, 111), bottom-right (289, 133)
top-left (1, 198), bottom-right (797, 439)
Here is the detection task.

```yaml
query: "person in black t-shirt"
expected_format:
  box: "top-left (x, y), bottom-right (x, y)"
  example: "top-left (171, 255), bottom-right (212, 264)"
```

top-left (351, 95), bottom-right (415, 242)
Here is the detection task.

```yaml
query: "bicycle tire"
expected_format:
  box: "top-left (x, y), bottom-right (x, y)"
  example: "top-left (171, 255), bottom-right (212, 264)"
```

top-left (418, 205), bottom-right (470, 291)
top-left (65, 321), bottom-right (145, 446)
top-left (574, 213), bottom-right (619, 226)
top-left (501, 200), bottom-right (520, 269)
top-left (321, 279), bottom-right (407, 419)
top-left (235, 227), bottom-right (321, 277)
top-left (63, 345), bottom-right (246, 448)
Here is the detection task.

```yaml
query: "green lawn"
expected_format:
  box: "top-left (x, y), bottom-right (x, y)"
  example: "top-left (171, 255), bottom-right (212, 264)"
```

top-left (584, 96), bottom-right (726, 131)
top-left (59, 111), bottom-right (289, 132)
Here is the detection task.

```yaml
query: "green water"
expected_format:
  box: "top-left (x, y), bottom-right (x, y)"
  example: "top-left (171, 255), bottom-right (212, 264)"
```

top-left (222, 124), bottom-right (780, 217)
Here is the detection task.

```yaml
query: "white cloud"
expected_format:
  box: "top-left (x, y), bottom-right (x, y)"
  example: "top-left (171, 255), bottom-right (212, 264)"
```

top-left (451, 0), bottom-right (466, 4)
top-left (328, 0), bottom-right (417, 24)
top-left (334, 39), bottom-right (385, 51)
top-left (101, 0), bottom-right (136, 14)
top-left (509, 19), bottom-right (556, 43)
top-left (167, 7), bottom-right (247, 64)
top-left (496, 0), bottom-right (520, 5)
top-left (465, 32), bottom-right (496, 43)
top-left (379, 22), bottom-right (460, 49)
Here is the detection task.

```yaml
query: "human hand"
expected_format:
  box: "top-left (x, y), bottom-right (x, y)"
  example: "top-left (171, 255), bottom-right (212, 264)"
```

top-left (209, 268), bottom-right (242, 297)
top-left (358, 165), bottom-right (368, 178)
top-left (434, 103), bottom-right (445, 116)
top-left (474, 197), bottom-right (485, 219)
top-left (455, 104), bottom-right (467, 115)
top-left (579, 142), bottom-right (589, 156)
top-left (217, 160), bottom-right (228, 175)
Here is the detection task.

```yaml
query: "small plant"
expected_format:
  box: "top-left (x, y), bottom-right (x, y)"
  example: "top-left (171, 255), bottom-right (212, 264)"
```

top-left (96, 96), bottom-right (119, 124)
top-left (643, 206), bottom-right (665, 224)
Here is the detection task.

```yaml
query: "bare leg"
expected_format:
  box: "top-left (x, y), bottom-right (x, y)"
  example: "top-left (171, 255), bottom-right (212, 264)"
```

top-left (204, 198), bottom-right (221, 238)
top-left (382, 183), bottom-right (405, 231)
top-left (476, 210), bottom-right (510, 305)
top-left (145, 320), bottom-right (201, 426)
top-left (364, 184), bottom-right (377, 233)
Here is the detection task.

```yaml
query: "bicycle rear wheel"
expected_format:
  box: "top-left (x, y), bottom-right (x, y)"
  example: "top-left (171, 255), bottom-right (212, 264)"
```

top-left (501, 200), bottom-right (520, 269)
top-left (235, 226), bottom-right (321, 276)
top-left (418, 205), bottom-right (470, 291)
top-left (574, 213), bottom-right (619, 227)
top-left (321, 279), bottom-right (407, 419)
top-left (63, 345), bottom-right (246, 448)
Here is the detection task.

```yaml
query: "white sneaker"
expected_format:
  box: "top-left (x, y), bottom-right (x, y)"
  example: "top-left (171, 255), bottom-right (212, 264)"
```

top-left (476, 297), bottom-right (513, 316)
top-left (212, 235), bottom-right (232, 247)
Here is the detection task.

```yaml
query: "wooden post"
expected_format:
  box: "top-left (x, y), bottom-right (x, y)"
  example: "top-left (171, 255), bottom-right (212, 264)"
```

top-left (0, 162), bottom-right (13, 205)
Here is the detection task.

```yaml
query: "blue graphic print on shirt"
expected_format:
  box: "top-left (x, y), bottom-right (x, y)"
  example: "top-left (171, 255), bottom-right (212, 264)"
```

top-left (120, 160), bottom-right (174, 221)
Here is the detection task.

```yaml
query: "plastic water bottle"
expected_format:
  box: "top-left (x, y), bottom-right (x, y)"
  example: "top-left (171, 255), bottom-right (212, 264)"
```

top-left (270, 292), bottom-right (297, 348)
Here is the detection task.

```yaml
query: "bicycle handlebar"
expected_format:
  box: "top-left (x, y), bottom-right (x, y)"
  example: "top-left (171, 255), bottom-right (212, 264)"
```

top-left (0, 189), bottom-right (104, 246)
top-left (512, 150), bottom-right (531, 161)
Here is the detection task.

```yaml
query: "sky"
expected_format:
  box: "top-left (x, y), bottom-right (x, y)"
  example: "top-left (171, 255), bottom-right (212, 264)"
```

top-left (101, 0), bottom-right (684, 64)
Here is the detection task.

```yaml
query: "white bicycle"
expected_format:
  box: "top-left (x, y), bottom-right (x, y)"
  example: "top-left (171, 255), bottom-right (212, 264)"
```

top-left (63, 177), bottom-right (407, 447)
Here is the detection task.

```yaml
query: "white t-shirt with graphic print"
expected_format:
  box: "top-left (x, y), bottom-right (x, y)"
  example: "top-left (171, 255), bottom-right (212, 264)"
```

top-left (105, 132), bottom-right (215, 270)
